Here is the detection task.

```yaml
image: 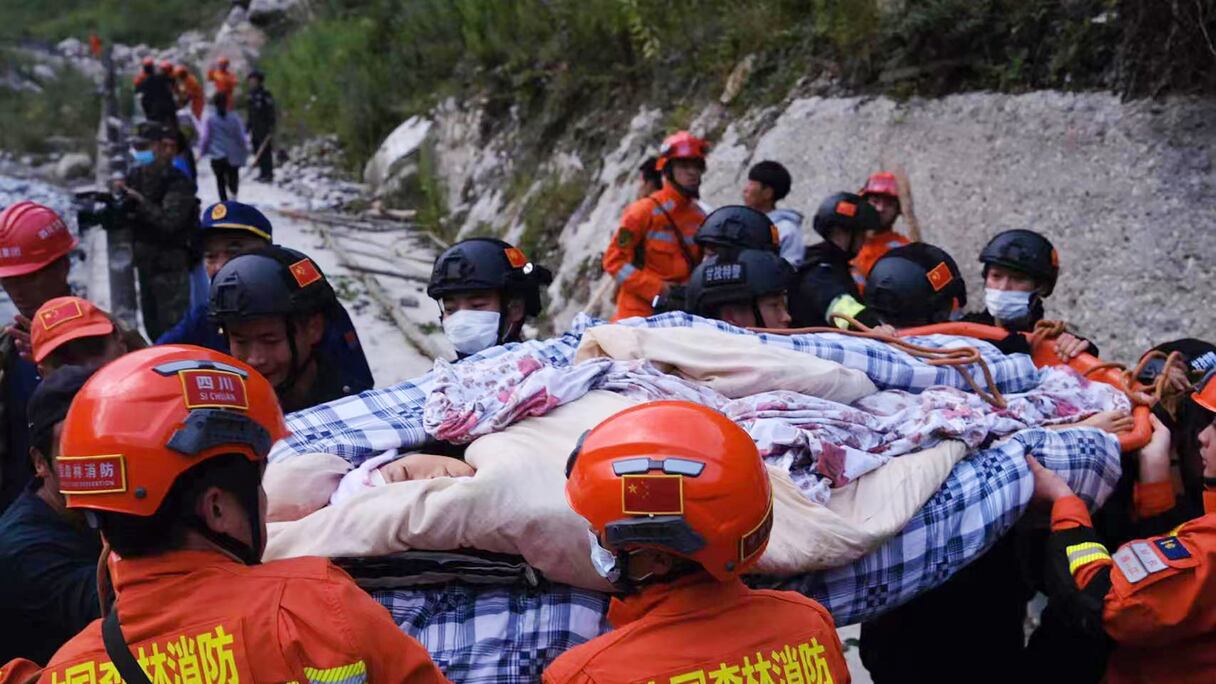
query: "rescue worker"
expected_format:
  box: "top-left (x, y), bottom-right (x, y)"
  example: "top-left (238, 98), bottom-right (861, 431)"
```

top-left (173, 64), bottom-right (205, 120)
top-left (962, 228), bottom-right (1092, 360)
top-left (684, 249), bottom-right (793, 329)
top-left (864, 242), bottom-right (966, 327)
top-left (31, 296), bottom-right (141, 375)
top-left (120, 121), bottom-right (199, 341)
top-left (133, 59), bottom-right (177, 126)
top-left (544, 401), bottom-right (850, 683)
top-left (603, 131), bottom-right (708, 321)
top-left (37, 346), bottom-right (449, 683)
top-left (693, 205), bottom-right (780, 263)
top-left (851, 171), bottom-right (911, 288)
top-left (132, 57), bottom-right (154, 88)
top-left (1030, 378), bottom-right (1216, 684)
top-left (426, 238), bottom-right (553, 358)
top-left (206, 55), bottom-right (238, 110)
top-left (246, 69), bottom-right (277, 183)
top-left (742, 160), bottom-right (805, 267)
top-left (162, 201), bottom-right (375, 392)
top-left (636, 156), bottom-right (662, 200)
top-left (0, 366), bottom-right (100, 665)
top-left (788, 192), bottom-right (883, 329)
top-left (158, 59), bottom-right (174, 78)
top-left (0, 201), bottom-right (76, 510)
top-left (210, 245), bottom-right (371, 411)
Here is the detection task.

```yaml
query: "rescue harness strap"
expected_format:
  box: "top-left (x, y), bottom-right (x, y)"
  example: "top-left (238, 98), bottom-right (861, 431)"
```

top-left (102, 607), bottom-right (153, 684)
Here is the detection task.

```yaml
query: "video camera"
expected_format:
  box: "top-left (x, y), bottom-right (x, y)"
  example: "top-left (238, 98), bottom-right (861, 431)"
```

top-left (74, 188), bottom-right (137, 232)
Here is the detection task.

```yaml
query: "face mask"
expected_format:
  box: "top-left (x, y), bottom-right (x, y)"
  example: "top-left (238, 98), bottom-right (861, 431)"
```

top-left (588, 530), bottom-right (621, 583)
top-left (442, 309), bottom-right (501, 356)
top-left (985, 288), bottom-right (1033, 321)
top-left (130, 148), bottom-right (155, 167)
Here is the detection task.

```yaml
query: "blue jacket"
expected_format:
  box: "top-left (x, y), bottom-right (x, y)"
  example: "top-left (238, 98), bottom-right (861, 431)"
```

top-left (156, 303), bottom-right (375, 394)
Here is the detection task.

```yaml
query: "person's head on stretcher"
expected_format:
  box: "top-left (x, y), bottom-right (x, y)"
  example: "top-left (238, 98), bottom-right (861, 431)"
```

top-left (427, 238), bottom-right (552, 358)
top-left (565, 401), bottom-right (774, 591)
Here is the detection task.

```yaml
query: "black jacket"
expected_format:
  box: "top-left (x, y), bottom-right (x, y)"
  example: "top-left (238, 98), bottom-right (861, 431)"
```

top-left (789, 241), bottom-right (880, 329)
top-left (246, 86), bottom-right (277, 137)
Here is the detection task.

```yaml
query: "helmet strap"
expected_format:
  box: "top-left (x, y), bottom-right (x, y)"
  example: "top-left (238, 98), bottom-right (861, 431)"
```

top-left (275, 317), bottom-right (314, 400)
top-left (662, 166), bottom-right (700, 200)
top-left (184, 479), bottom-right (263, 566)
top-left (751, 300), bottom-right (767, 328)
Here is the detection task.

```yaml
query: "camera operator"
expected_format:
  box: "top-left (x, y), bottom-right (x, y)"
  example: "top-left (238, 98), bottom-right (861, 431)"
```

top-left (119, 121), bottom-right (199, 340)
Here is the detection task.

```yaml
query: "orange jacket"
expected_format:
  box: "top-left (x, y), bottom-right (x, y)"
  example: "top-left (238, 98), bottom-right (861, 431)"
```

top-left (542, 574), bottom-right (850, 684)
top-left (38, 550), bottom-right (449, 684)
top-left (0, 660), bottom-right (39, 684)
top-left (602, 182), bottom-right (705, 321)
top-left (179, 74), bottom-right (205, 119)
top-left (1051, 488), bottom-right (1216, 684)
top-left (207, 69), bottom-right (239, 107)
top-left (850, 229), bottom-right (910, 291)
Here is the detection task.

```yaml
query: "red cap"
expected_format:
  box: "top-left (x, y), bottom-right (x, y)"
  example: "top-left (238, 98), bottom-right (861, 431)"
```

top-left (860, 171), bottom-right (900, 199)
top-left (0, 201), bottom-right (78, 277)
top-left (31, 296), bottom-right (115, 364)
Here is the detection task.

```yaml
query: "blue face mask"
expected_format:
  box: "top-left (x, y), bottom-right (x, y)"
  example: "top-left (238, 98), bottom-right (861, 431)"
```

top-left (130, 148), bottom-right (155, 167)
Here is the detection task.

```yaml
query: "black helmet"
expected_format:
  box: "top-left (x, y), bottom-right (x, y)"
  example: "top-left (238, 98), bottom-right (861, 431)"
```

top-left (866, 243), bottom-right (967, 327)
top-left (694, 205), bottom-right (779, 258)
top-left (685, 249), bottom-right (793, 317)
top-left (812, 192), bottom-right (880, 239)
top-left (209, 245), bottom-right (337, 324)
top-left (427, 238), bottom-right (552, 317)
top-left (979, 229), bottom-right (1059, 297)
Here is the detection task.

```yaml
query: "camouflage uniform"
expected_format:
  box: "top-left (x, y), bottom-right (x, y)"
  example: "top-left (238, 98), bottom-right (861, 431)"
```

top-left (126, 160), bottom-right (199, 340)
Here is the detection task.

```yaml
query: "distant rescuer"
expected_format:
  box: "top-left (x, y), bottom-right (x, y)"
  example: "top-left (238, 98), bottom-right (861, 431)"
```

top-left (788, 192), bottom-right (884, 329)
top-left (851, 171), bottom-right (911, 289)
top-left (34, 346), bottom-right (450, 683)
top-left (545, 401), bottom-right (850, 683)
top-left (603, 131), bottom-right (709, 321)
top-left (426, 238), bottom-right (553, 358)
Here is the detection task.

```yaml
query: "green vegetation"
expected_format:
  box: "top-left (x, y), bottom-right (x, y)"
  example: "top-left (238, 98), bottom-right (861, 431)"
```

top-left (0, 0), bottom-right (223, 46)
top-left (518, 174), bottom-right (589, 266)
top-left (0, 56), bottom-right (99, 155)
top-left (264, 0), bottom-right (1215, 168)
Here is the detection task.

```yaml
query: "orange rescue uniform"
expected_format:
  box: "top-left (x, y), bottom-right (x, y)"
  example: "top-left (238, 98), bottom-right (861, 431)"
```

top-left (39, 550), bottom-right (449, 684)
top-left (1050, 486), bottom-right (1216, 684)
top-left (179, 74), bottom-right (205, 119)
top-left (207, 69), bottom-right (239, 108)
top-left (542, 575), bottom-right (850, 684)
top-left (850, 229), bottom-right (910, 291)
top-left (603, 182), bottom-right (705, 321)
top-left (0, 659), bottom-right (39, 684)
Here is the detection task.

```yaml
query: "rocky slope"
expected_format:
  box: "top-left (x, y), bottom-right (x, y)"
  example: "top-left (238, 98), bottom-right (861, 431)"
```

top-left (369, 90), bottom-right (1216, 362)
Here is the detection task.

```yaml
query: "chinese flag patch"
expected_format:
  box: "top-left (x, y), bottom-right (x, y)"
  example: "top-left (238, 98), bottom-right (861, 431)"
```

top-left (621, 474), bottom-right (683, 515)
top-left (769, 225), bottom-right (780, 246)
top-left (40, 299), bottom-right (84, 331)
top-left (58, 454), bottom-right (126, 494)
top-left (926, 262), bottom-right (954, 292)
top-left (835, 200), bottom-right (857, 217)
top-left (504, 247), bottom-right (529, 269)
top-left (180, 369), bottom-right (249, 410)
top-left (289, 258), bottom-right (322, 288)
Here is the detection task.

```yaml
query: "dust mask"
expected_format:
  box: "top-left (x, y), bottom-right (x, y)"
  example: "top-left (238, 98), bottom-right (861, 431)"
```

top-left (442, 309), bottom-right (501, 356)
top-left (985, 288), bottom-right (1033, 322)
top-left (588, 530), bottom-right (621, 584)
top-left (130, 148), bottom-right (155, 167)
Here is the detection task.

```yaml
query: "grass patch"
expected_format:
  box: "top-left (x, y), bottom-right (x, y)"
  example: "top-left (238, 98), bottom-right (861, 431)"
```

top-left (383, 140), bottom-right (452, 242)
top-left (0, 56), bottom-right (99, 156)
top-left (518, 173), bottom-right (588, 266)
top-left (0, 0), bottom-right (223, 46)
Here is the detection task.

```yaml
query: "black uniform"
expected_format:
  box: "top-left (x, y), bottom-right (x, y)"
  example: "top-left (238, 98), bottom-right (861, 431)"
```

top-left (246, 84), bottom-right (277, 181)
top-left (136, 73), bottom-right (178, 126)
top-left (789, 242), bottom-right (880, 328)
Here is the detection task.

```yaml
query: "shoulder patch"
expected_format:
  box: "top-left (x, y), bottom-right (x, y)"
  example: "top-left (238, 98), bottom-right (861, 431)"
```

top-left (1113, 546), bottom-right (1148, 583)
top-left (1155, 536), bottom-right (1192, 561)
top-left (617, 230), bottom-right (633, 247)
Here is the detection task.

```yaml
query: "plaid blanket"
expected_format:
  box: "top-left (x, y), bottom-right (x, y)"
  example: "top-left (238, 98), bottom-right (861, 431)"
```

top-left (272, 313), bottom-right (1039, 465)
top-left (369, 426), bottom-right (1119, 683)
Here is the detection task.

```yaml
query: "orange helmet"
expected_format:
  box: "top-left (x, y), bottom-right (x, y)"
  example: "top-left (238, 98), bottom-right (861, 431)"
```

top-left (1193, 373), bottom-right (1216, 414)
top-left (860, 171), bottom-right (900, 199)
top-left (58, 345), bottom-right (289, 517)
top-left (31, 296), bottom-right (114, 364)
top-left (655, 131), bottom-right (709, 171)
top-left (0, 201), bottom-right (78, 277)
top-left (159, 59), bottom-right (174, 74)
top-left (565, 401), bottom-right (772, 582)
top-left (173, 65), bottom-right (189, 78)
top-left (216, 55), bottom-right (230, 69)
top-left (141, 56), bottom-right (155, 67)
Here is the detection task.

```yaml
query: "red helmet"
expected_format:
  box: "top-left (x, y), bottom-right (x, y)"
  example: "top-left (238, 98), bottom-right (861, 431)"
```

top-left (566, 401), bottom-right (772, 582)
top-left (141, 56), bottom-right (155, 67)
top-left (656, 131), bottom-right (709, 171)
top-left (31, 296), bottom-right (114, 364)
top-left (59, 345), bottom-right (289, 517)
top-left (0, 201), bottom-right (78, 277)
top-left (173, 65), bottom-right (189, 78)
top-left (860, 171), bottom-right (900, 199)
top-left (216, 55), bottom-right (230, 69)
top-left (159, 59), bottom-right (174, 74)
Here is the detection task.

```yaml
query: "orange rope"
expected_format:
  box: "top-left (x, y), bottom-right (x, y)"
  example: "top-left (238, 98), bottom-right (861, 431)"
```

top-left (749, 314), bottom-right (1008, 408)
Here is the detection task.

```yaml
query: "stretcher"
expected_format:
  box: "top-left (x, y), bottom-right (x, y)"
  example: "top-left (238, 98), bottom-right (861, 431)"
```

top-left (898, 321), bottom-right (1153, 452)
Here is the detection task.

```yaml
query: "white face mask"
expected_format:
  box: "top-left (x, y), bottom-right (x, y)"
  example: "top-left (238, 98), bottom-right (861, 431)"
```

top-left (442, 309), bottom-right (501, 356)
top-left (588, 530), bottom-right (621, 583)
top-left (985, 288), bottom-right (1033, 322)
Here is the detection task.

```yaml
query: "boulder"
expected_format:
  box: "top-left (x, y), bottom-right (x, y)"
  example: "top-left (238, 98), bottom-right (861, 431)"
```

top-left (248, 0), bottom-right (303, 27)
top-left (363, 116), bottom-right (434, 194)
top-left (54, 153), bottom-right (93, 181)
